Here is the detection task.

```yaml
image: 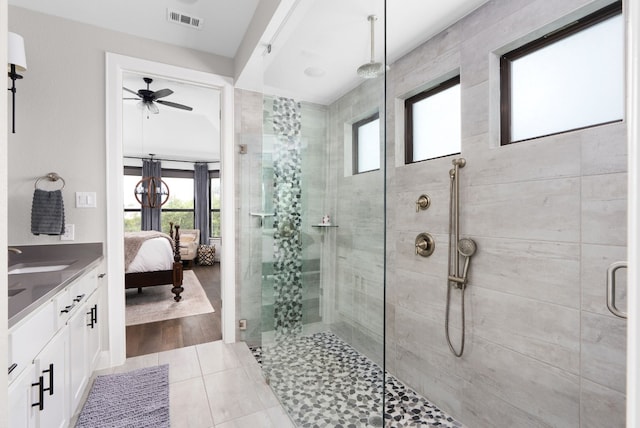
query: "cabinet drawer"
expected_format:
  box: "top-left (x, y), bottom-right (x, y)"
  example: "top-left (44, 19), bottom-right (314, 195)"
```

top-left (8, 300), bottom-right (55, 382)
top-left (55, 269), bottom-right (98, 328)
top-left (68, 269), bottom-right (98, 305)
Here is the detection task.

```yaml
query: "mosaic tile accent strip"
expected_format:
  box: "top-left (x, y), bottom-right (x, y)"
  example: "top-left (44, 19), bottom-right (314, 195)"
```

top-left (254, 332), bottom-right (465, 428)
top-left (271, 97), bottom-right (304, 337)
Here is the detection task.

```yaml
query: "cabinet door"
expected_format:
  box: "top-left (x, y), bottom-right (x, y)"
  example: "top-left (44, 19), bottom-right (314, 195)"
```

top-left (68, 301), bottom-right (88, 416)
top-left (35, 328), bottom-right (69, 428)
top-left (86, 289), bottom-right (101, 372)
top-left (8, 363), bottom-right (38, 428)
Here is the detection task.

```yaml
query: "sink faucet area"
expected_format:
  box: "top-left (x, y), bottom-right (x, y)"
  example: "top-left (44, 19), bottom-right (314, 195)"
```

top-left (6, 243), bottom-right (104, 326)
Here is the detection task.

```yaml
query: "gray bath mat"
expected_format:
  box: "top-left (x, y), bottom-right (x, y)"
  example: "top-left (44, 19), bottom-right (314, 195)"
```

top-left (76, 364), bottom-right (169, 428)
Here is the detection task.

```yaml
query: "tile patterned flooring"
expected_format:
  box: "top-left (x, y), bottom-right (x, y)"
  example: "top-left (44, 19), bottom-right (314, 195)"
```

top-left (255, 332), bottom-right (464, 428)
top-left (73, 341), bottom-right (295, 428)
top-left (74, 333), bottom-right (464, 428)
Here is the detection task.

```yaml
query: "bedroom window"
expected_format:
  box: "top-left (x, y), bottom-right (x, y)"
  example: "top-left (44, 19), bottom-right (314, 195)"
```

top-left (123, 173), bottom-right (142, 232)
top-left (500, 1), bottom-right (623, 145)
top-left (210, 172), bottom-right (221, 237)
top-left (160, 171), bottom-right (195, 232)
top-left (353, 112), bottom-right (380, 174)
top-left (404, 75), bottom-right (461, 163)
top-left (123, 167), bottom-right (196, 232)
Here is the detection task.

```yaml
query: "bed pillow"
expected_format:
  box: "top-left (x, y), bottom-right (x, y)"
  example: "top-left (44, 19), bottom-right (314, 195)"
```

top-left (198, 244), bottom-right (216, 265)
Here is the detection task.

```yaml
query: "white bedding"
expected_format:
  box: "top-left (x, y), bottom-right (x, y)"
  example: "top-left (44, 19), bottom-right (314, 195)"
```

top-left (126, 237), bottom-right (174, 273)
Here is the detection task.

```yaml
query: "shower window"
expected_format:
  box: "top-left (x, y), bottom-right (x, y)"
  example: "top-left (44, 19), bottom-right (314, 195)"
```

top-left (404, 76), bottom-right (461, 163)
top-left (353, 112), bottom-right (380, 174)
top-left (500, 1), bottom-right (623, 145)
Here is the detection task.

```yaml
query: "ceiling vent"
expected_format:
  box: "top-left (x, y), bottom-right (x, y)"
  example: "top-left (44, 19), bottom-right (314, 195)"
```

top-left (167, 9), bottom-right (203, 30)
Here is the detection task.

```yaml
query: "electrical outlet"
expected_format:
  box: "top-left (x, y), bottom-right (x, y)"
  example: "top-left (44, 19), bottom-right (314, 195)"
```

top-left (239, 319), bottom-right (247, 330)
top-left (60, 224), bottom-right (75, 241)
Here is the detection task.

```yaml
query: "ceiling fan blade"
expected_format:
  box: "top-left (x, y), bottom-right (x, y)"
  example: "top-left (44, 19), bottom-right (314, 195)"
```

top-left (123, 87), bottom-right (140, 96)
top-left (156, 100), bottom-right (193, 111)
top-left (123, 97), bottom-right (141, 100)
top-left (153, 88), bottom-right (173, 99)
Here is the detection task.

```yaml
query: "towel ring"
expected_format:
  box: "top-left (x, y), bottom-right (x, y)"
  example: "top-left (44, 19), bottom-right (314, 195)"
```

top-left (35, 172), bottom-right (66, 190)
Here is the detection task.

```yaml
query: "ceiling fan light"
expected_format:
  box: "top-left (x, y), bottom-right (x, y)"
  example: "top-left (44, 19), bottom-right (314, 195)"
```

top-left (147, 102), bottom-right (159, 114)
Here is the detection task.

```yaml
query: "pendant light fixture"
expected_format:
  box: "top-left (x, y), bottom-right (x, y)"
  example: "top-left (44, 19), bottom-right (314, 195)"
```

top-left (357, 15), bottom-right (384, 79)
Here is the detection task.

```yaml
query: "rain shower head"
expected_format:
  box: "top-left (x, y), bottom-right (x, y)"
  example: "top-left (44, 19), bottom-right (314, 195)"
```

top-left (357, 61), bottom-right (385, 78)
top-left (357, 15), bottom-right (385, 79)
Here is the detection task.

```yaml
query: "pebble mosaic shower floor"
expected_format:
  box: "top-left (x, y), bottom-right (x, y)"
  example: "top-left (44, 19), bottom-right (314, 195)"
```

top-left (251, 332), bottom-right (464, 428)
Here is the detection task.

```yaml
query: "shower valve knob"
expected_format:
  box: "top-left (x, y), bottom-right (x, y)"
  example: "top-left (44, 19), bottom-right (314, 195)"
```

top-left (415, 194), bottom-right (431, 212)
top-left (414, 233), bottom-right (435, 257)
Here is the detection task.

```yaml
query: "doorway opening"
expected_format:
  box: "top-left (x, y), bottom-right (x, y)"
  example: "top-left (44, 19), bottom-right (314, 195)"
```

top-left (105, 53), bottom-right (236, 366)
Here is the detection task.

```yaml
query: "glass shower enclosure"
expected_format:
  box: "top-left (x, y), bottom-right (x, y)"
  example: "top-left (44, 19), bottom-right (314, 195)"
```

top-left (253, 4), bottom-right (387, 425)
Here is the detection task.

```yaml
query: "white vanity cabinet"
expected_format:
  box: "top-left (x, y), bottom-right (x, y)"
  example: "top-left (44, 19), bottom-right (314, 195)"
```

top-left (68, 284), bottom-right (101, 415)
top-left (34, 329), bottom-right (70, 428)
top-left (8, 264), bottom-right (103, 428)
top-left (8, 362), bottom-right (38, 428)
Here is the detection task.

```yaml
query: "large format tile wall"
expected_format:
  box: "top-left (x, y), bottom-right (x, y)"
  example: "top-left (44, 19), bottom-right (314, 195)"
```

top-left (381, 0), bottom-right (627, 426)
top-left (326, 77), bottom-right (386, 366)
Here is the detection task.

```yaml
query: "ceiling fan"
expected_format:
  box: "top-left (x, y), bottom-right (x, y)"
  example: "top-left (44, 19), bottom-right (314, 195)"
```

top-left (123, 77), bottom-right (193, 114)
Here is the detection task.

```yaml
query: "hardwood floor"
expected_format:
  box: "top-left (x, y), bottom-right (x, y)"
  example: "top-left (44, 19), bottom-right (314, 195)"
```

top-left (126, 263), bottom-right (222, 358)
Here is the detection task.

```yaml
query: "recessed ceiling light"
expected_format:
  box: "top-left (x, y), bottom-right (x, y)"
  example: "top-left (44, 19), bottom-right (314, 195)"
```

top-left (304, 67), bottom-right (326, 78)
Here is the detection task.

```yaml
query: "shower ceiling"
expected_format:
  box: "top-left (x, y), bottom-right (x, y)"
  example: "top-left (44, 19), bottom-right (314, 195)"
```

top-left (10, 0), bottom-right (489, 104)
top-left (255, 0), bottom-right (490, 104)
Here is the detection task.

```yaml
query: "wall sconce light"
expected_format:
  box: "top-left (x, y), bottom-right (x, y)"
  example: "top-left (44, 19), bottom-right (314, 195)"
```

top-left (8, 32), bottom-right (27, 134)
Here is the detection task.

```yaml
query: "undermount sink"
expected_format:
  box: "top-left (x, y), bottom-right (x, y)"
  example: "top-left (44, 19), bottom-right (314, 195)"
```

top-left (8, 263), bottom-right (71, 275)
top-left (8, 288), bottom-right (25, 297)
top-left (8, 288), bottom-right (26, 297)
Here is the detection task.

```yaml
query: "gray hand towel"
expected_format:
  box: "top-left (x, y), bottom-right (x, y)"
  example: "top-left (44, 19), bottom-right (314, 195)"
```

top-left (31, 189), bottom-right (65, 235)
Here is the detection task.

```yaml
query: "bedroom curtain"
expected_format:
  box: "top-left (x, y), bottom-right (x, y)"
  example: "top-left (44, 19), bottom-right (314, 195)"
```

top-left (141, 159), bottom-right (162, 231)
top-left (194, 162), bottom-right (210, 244)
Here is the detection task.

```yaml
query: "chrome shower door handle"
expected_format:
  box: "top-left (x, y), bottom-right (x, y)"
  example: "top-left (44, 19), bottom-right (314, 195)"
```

top-left (606, 261), bottom-right (627, 319)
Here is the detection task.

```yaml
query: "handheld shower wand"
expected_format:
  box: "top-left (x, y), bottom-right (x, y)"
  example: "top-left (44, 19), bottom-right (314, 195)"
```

top-left (458, 238), bottom-right (477, 284)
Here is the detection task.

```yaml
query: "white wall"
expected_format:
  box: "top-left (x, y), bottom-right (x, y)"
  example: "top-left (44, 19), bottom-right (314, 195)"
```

top-left (7, 6), bottom-right (233, 245)
top-left (1, 0), bottom-right (10, 424)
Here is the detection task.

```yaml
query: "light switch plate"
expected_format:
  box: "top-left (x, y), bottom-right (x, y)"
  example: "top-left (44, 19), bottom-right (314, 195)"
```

top-left (60, 224), bottom-right (75, 241)
top-left (75, 192), bottom-right (97, 208)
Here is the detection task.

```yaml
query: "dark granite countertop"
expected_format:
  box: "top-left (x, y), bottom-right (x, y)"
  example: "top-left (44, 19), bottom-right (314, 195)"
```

top-left (8, 243), bottom-right (104, 328)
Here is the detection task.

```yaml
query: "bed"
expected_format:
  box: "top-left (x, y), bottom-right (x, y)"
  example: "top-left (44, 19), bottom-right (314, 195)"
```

top-left (124, 223), bottom-right (184, 302)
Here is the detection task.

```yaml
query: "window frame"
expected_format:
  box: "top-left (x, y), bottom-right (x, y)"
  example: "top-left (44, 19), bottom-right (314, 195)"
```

top-left (352, 112), bottom-right (380, 175)
top-left (404, 75), bottom-right (461, 164)
top-left (160, 170), bottom-right (196, 229)
top-left (500, 1), bottom-right (623, 146)
top-left (123, 166), bottom-right (143, 228)
top-left (209, 170), bottom-right (221, 237)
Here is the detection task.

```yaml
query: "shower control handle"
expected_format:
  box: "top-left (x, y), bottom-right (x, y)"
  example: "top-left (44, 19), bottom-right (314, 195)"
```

top-left (415, 233), bottom-right (435, 257)
top-left (415, 194), bottom-right (431, 212)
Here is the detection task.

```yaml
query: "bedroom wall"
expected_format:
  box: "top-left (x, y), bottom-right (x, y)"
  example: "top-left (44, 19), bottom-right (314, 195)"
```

top-left (7, 6), bottom-right (233, 246)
